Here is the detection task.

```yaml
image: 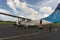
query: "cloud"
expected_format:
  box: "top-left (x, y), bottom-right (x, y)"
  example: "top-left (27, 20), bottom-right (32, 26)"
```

top-left (38, 0), bottom-right (60, 19)
top-left (19, 15), bottom-right (25, 18)
top-left (0, 15), bottom-right (17, 21)
top-left (6, 0), bottom-right (60, 21)
top-left (7, 0), bottom-right (16, 11)
top-left (14, 0), bottom-right (39, 15)
top-left (7, 0), bottom-right (41, 20)
top-left (29, 15), bottom-right (41, 20)
top-left (0, 9), bottom-right (10, 14)
top-left (40, 0), bottom-right (54, 7)
top-left (40, 6), bottom-right (54, 17)
top-left (0, 9), bottom-right (17, 21)
top-left (38, 0), bottom-right (60, 10)
top-left (40, 6), bottom-right (52, 13)
top-left (38, 0), bottom-right (54, 18)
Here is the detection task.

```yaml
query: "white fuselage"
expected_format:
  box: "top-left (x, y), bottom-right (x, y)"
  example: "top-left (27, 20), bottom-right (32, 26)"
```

top-left (16, 19), bottom-right (52, 26)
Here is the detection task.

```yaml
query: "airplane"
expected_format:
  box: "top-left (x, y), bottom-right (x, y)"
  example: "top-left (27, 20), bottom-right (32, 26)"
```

top-left (0, 12), bottom-right (41, 27)
top-left (0, 3), bottom-right (60, 28)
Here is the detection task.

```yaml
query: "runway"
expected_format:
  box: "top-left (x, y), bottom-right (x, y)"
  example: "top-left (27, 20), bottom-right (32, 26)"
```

top-left (0, 24), bottom-right (60, 40)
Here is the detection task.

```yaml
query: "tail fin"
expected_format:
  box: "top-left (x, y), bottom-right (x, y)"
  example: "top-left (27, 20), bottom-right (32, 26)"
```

top-left (43, 3), bottom-right (60, 22)
top-left (55, 3), bottom-right (60, 11)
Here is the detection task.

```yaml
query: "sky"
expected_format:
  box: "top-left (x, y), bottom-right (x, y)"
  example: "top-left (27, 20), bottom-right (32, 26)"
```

top-left (0, 0), bottom-right (60, 21)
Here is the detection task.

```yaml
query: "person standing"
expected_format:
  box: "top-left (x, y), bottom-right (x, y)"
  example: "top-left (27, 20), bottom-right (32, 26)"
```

top-left (49, 25), bottom-right (52, 32)
top-left (39, 19), bottom-right (44, 32)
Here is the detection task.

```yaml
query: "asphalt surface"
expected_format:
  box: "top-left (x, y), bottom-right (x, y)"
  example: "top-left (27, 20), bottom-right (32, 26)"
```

top-left (0, 24), bottom-right (60, 40)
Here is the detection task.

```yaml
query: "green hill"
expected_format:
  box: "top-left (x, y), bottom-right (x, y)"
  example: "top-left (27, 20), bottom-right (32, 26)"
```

top-left (0, 21), bottom-right (16, 24)
top-left (44, 22), bottom-right (60, 27)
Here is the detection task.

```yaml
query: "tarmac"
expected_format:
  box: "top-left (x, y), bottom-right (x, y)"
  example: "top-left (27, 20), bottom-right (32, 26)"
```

top-left (0, 24), bottom-right (60, 40)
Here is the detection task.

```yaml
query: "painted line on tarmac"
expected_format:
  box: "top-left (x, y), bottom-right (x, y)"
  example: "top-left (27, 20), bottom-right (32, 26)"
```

top-left (0, 32), bottom-right (39, 40)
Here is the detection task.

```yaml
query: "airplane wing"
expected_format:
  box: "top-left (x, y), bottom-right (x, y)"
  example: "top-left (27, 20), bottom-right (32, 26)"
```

top-left (0, 12), bottom-right (34, 26)
top-left (0, 12), bottom-right (31, 21)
